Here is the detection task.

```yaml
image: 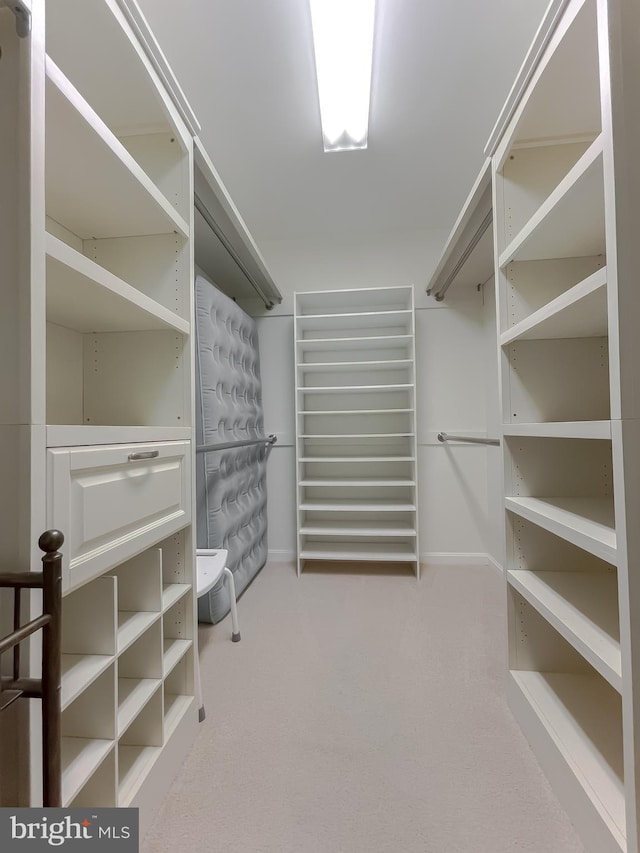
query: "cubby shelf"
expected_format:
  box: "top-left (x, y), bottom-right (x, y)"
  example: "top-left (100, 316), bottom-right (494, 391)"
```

top-left (46, 233), bottom-right (190, 335)
top-left (505, 497), bottom-right (616, 564)
top-left (45, 57), bottom-right (189, 240)
top-left (163, 638), bottom-right (192, 677)
top-left (117, 612), bottom-right (161, 655)
top-left (61, 655), bottom-right (114, 711)
top-left (62, 738), bottom-right (115, 806)
top-left (499, 136), bottom-right (605, 266)
top-left (117, 679), bottom-right (162, 737)
top-left (508, 570), bottom-right (621, 690)
top-left (164, 694), bottom-right (193, 739)
top-left (162, 583), bottom-right (191, 613)
top-left (509, 671), bottom-right (625, 850)
top-left (500, 267), bottom-right (607, 344)
top-left (118, 745), bottom-right (162, 808)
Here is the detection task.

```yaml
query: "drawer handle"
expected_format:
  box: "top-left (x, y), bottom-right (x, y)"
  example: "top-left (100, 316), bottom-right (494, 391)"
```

top-left (128, 450), bottom-right (160, 462)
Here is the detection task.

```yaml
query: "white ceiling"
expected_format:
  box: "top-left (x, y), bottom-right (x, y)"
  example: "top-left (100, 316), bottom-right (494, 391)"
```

top-left (136, 0), bottom-right (549, 245)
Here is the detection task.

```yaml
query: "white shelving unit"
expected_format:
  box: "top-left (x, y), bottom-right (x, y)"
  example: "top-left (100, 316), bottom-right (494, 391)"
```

top-left (488, 0), bottom-right (640, 849)
top-left (294, 287), bottom-right (419, 576)
top-left (0, 0), bottom-right (201, 831)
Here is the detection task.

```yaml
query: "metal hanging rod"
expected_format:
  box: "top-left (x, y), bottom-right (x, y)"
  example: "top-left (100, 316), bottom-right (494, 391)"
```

top-left (438, 432), bottom-right (500, 446)
top-left (428, 209), bottom-right (493, 302)
top-left (197, 434), bottom-right (278, 454)
top-left (194, 192), bottom-right (278, 311)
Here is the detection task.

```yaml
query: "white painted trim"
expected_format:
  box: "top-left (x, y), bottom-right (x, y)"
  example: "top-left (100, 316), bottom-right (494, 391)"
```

top-left (420, 552), bottom-right (491, 567)
top-left (484, 0), bottom-right (573, 157)
top-left (485, 554), bottom-right (505, 577)
top-left (268, 549), bottom-right (297, 563)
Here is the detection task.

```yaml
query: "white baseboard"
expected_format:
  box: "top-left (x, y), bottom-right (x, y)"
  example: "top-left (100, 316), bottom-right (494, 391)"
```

top-left (268, 549), bottom-right (296, 562)
top-left (420, 551), bottom-right (489, 566)
top-left (485, 553), bottom-right (505, 576)
top-left (420, 552), bottom-right (505, 574)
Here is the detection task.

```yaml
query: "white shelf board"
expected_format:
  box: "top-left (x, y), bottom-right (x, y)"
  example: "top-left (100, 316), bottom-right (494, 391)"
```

top-left (503, 421), bottom-right (611, 440)
top-left (510, 671), bottom-right (625, 848)
top-left (299, 542), bottom-right (417, 562)
top-left (163, 638), bottom-right (192, 677)
top-left (296, 335), bottom-right (413, 351)
top-left (296, 286), bottom-right (411, 315)
top-left (299, 409), bottom-right (413, 416)
top-left (117, 612), bottom-right (161, 655)
top-left (501, 268), bottom-right (607, 344)
top-left (508, 571), bottom-right (621, 690)
top-left (300, 500), bottom-right (416, 512)
top-left (296, 310), bottom-right (412, 331)
top-left (118, 744), bottom-right (161, 807)
top-left (300, 477), bottom-right (415, 487)
top-left (61, 654), bottom-right (114, 711)
top-left (162, 584), bottom-right (191, 613)
top-left (299, 456), bottom-right (414, 463)
top-left (117, 679), bottom-right (162, 737)
top-left (505, 496), bottom-right (616, 564)
top-left (46, 425), bottom-right (192, 447)
top-left (300, 521), bottom-right (416, 537)
top-left (46, 233), bottom-right (189, 335)
top-left (301, 433), bottom-right (414, 439)
top-left (164, 694), bottom-right (193, 740)
top-left (297, 384), bottom-right (413, 393)
top-left (298, 359), bottom-right (413, 372)
top-left (62, 737), bottom-right (114, 806)
top-left (45, 57), bottom-right (188, 240)
top-left (500, 136), bottom-right (605, 265)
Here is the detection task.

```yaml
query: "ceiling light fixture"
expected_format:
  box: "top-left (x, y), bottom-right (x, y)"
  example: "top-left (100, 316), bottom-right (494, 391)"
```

top-left (309, 0), bottom-right (376, 153)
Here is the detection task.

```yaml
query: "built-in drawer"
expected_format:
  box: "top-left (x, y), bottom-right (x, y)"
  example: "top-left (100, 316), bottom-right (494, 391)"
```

top-left (48, 441), bottom-right (191, 592)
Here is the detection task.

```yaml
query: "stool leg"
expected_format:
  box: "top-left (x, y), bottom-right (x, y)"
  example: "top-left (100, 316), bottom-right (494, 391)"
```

top-left (224, 567), bottom-right (241, 642)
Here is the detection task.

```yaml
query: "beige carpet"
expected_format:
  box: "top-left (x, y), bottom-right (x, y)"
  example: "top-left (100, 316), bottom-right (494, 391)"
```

top-left (142, 562), bottom-right (585, 853)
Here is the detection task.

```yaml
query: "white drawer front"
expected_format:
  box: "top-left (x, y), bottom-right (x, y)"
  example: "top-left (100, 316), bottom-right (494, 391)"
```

top-left (48, 441), bottom-right (191, 592)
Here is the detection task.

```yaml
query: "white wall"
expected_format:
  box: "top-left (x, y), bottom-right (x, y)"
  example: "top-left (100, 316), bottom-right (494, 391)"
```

top-left (245, 229), bottom-right (501, 565)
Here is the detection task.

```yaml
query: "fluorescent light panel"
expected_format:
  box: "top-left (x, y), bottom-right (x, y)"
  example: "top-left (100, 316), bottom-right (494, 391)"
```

top-left (309, 0), bottom-right (376, 152)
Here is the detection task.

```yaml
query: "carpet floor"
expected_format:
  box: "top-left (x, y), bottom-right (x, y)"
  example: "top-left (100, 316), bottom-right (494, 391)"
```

top-left (142, 562), bottom-right (585, 853)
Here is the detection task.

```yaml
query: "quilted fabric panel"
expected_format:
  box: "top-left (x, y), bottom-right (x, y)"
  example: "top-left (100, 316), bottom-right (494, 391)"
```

top-left (194, 277), bottom-right (268, 623)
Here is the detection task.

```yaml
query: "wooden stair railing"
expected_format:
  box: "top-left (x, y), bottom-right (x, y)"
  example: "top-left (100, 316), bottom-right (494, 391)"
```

top-left (0, 531), bottom-right (63, 806)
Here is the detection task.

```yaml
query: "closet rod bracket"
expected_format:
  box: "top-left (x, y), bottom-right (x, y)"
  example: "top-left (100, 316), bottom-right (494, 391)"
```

top-left (1, 1), bottom-right (30, 37)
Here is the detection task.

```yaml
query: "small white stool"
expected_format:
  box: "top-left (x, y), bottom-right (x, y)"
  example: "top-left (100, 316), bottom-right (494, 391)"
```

top-left (194, 548), bottom-right (241, 723)
top-left (196, 548), bottom-right (241, 643)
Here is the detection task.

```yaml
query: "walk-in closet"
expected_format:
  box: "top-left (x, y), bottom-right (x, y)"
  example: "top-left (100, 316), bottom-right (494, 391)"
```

top-left (1, 1), bottom-right (638, 851)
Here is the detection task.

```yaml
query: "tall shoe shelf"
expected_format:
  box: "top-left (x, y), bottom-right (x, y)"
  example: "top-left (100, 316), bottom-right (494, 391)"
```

top-left (489, 0), bottom-right (640, 850)
top-left (294, 287), bottom-right (419, 577)
top-left (0, 0), bottom-right (198, 823)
